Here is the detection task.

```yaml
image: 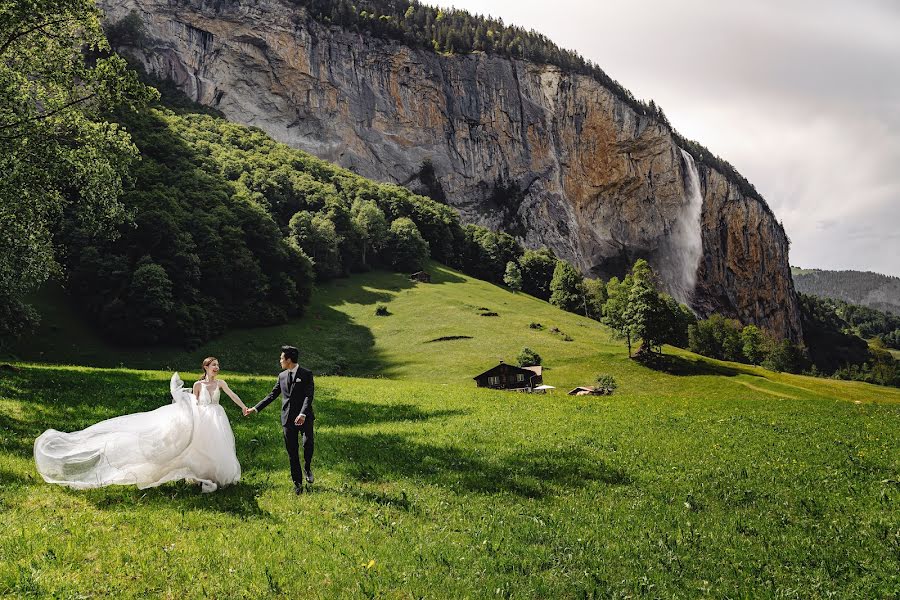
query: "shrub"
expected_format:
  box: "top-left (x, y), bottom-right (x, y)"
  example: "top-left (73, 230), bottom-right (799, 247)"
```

top-left (595, 375), bottom-right (618, 395)
top-left (375, 305), bottom-right (390, 316)
top-left (517, 347), bottom-right (542, 367)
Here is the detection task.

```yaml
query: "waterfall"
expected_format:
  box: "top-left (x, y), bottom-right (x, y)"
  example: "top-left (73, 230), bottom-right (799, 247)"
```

top-left (659, 149), bottom-right (703, 306)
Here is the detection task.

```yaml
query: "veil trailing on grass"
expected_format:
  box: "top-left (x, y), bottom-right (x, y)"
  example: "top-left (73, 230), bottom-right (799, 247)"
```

top-left (33, 373), bottom-right (237, 492)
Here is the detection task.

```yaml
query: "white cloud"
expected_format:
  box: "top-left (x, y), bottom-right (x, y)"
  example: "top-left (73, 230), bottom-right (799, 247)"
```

top-left (442, 0), bottom-right (900, 276)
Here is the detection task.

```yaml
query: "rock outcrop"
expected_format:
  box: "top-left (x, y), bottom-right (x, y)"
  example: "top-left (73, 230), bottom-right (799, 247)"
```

top-left (99, 0), bottom-right (802, 340)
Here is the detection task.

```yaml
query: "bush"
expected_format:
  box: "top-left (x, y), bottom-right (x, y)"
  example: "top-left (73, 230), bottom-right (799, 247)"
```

top-left (375, 305), bottom-right (390, 316)
top-left (595, 375), bottom-right (618, 395)
top-left (517, 347), bottom-right (542, 367)
top-left (529, 322), bottom-right (543, 330)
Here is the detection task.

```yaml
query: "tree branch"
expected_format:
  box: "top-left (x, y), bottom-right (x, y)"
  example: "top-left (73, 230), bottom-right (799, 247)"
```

top-left (0, 17), bottom-right (80, 56)
top-left (0, 92), bottom-right (98, 131)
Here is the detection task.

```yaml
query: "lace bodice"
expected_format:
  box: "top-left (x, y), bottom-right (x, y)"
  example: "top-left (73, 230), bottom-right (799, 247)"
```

top-left (198, 383), bottom-right (221, 406)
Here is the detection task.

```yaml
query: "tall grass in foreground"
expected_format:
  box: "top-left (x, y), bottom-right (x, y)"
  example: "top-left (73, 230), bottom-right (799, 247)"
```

top-left (1, 365), bottom-right (898, 598)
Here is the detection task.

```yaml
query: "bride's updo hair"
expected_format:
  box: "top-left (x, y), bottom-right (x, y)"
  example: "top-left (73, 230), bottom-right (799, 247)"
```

top-left (200, 356), bottom-right (218, 381)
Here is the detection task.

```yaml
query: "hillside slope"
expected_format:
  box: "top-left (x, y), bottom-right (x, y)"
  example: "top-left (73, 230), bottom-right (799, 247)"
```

top-left (792, 267), bottom-right (900, 315)
top-left (10, 262), bottom-right (896, 403)
top-left (5, 264), bottom-right (899, 597)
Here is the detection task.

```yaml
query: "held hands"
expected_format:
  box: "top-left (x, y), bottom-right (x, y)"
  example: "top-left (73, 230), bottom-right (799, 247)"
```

top-left (243, 407), bottom-right (257, 417)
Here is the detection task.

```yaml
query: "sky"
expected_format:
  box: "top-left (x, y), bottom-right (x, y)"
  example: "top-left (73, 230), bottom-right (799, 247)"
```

top-left (440, 0), bottom-right (900, 277)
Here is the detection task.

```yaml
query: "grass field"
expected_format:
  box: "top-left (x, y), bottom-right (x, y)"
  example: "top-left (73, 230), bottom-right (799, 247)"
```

top-left (2, 264), bottom-right (900, 597)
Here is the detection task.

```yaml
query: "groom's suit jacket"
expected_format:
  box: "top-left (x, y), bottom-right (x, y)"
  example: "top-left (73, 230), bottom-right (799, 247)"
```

top-left (254, 367), bottom-right (314, 426)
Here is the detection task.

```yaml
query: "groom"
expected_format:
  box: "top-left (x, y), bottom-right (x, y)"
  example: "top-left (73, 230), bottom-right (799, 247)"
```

top-left (245, 345), bottom-right (314, 494)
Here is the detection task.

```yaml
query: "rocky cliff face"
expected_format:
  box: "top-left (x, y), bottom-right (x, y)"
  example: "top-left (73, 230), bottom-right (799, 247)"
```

top-left (99, 0), bottom-right (802, 340)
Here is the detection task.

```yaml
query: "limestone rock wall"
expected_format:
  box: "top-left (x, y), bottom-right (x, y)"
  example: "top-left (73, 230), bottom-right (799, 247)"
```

top-left (99, 0), bottom-right (802, 340)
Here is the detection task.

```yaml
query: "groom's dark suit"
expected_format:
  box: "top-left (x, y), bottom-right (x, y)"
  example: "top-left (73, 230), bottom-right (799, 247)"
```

top-left (254, 366), bottom-right (315, 486)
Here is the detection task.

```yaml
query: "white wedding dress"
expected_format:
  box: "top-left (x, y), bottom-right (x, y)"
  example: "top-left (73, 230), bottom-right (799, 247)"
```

top-left (34, 373), bottom-right (240, 493)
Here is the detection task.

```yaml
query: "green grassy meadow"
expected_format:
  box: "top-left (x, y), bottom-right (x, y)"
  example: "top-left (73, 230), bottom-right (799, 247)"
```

top-left (2, 264), bottom-right (900, 597)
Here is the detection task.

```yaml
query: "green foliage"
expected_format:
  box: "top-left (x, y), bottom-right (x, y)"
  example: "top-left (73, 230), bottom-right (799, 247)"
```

top-left (688, 314), bottom-right (745, 362)
top-left (623, 275), bottom-right (668, 356)
top-left (461, 225), bottom-right (521, 284)
top-left (549, 260), bottom-right (584, 313)
top-left (0, 0), bottom-right (157, 341)
top-left (518, 248), bottom-right (556, 300)
top-left (618, 259), bottom-right (672, 356)
top-left (740, 324), bottom-right (768, 365)
top-left (127, 262), bottom-right (175, 342)
top-left (60, 108), bottom-right (314, 347)
top-left (581, 278), bottom-right (607, 320)
top-left (516, 347), bottom-right (541, 367)
top-left (799, 293), bottom-right (871, 374)
top-left (658, 294), bottom-right (696, 349)
top-left (833, 343), bottom-right (900, 387)
top-left (503, 261), bottom-right (522, 291)
top-left (595, 374), bottom-right (617, 395)
top-left (833, 299), bottom-right (900, 348)
top-left (289, 211), bottom-right (343, 280)
top-left (104, 10), bottom-right (145, 47)
top-left (602, 275), bottom-right (634, 356)
top-left (762, 339), bottom-right (807, 374)
top-left (387, 217), bottom-right (429, 272)
top-left (351, 200), bottom-right (389, 268)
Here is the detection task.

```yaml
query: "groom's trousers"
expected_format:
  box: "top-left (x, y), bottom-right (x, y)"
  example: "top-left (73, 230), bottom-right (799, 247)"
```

top-left (283, 420), bottom-right (314, 484)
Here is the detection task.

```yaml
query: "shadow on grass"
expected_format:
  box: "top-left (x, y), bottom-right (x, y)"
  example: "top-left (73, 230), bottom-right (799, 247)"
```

top-left (76, 479), bottom-right (273, 518)
top-left (320, 432), bottom-right (631, 499)
top-left (3, 366), bottom-right (627, 509)
top-left (426, 264), bottom-right (466, 284)
top-left (318, 396), bottom-right (466, 428)
top-left (638, 353), bottom-right (741, 377)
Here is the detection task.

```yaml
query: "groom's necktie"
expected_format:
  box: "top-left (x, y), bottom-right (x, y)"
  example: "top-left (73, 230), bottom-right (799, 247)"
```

top-left (288, 371), bottom-right (295, 389)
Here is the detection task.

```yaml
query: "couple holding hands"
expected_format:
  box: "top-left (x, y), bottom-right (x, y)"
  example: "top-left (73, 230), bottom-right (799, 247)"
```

top-left (34, 345), bottom-right (315, 495)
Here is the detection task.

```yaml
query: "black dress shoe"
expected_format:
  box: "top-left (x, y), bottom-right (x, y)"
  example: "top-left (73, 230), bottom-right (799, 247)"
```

top-left (293, 483), bottom-right (303, 495)
top-left (305, 469), bottom-right (314, 484)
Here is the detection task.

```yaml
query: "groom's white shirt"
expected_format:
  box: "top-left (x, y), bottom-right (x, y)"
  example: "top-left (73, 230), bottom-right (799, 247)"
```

top-left (287, 365), bottom-right (304, 417)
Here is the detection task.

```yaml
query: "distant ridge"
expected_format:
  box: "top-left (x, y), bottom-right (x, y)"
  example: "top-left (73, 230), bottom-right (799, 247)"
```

top-left (792, 267), bottom-right (900, 315)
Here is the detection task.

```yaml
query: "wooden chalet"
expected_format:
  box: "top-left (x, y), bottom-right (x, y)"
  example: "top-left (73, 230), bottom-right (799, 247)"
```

top-left (410, 271), bottom-right (431, 283)
top-left (473, 361), bottom-right (543, 391)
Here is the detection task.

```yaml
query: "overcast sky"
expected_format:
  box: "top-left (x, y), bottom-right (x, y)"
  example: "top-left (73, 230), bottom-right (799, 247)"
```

top-left (441, 0), bottom-right (900, 276)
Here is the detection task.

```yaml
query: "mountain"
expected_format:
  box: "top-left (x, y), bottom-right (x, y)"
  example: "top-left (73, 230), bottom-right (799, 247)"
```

top-left (98, 0), bottom-right (801, 341)
top-left (792, 267), bottom-right (900, 315)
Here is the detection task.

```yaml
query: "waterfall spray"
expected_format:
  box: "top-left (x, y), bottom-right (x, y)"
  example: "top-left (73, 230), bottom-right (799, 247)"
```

top-left (659, 149), bottom-right (703, 306)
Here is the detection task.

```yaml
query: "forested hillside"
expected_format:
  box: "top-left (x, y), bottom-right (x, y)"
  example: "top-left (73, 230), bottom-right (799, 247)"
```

top-left (792, 267), bottom-right (900, 315)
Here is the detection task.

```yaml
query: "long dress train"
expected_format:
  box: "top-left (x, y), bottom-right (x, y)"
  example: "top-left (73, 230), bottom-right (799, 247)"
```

top-left (33, 373), bottom-right (240, 492)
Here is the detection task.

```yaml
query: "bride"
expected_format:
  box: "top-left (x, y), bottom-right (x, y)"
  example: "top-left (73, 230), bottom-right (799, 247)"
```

top-left (34, 357), bottom-right (248, 493)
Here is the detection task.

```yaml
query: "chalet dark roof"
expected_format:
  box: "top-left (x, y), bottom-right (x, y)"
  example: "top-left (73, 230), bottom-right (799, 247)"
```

top-left (472, 361), bottom-right (535, 380)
